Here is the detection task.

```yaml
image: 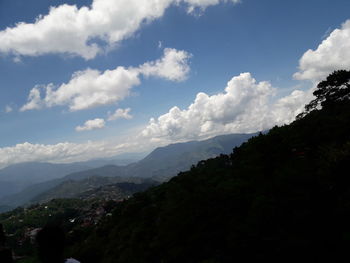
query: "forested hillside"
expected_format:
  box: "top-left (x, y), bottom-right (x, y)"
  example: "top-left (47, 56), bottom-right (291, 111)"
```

top-left (68, 71), bottom-right (350, 262)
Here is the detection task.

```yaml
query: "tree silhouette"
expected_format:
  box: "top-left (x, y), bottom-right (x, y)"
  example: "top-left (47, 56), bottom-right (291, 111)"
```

top-left (300, 70), bottom-right (350, 118)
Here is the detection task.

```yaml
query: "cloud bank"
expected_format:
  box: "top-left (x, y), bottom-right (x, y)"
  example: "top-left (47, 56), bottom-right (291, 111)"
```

top-left (142, 73), bottom-right (312, 141)
top-left (20, 48), bottom-right (191, 111)
top-left (0, 132), bottom-right (165, 169)
top-left (1, 72), bottom-right (312, 168)
top-left (0, 0), bottom-right (239, 59)
top-left (0, 140), bottom-right (138, 169)
top-left (294, 20), bottom-right (350, 82)
top-left (139, 48), bottom-right (192, 81)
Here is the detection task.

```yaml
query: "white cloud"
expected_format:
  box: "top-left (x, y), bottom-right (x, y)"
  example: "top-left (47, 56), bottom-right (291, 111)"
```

top-left (0, 140), bottom-right (129, 169)
top-left (183, 0), bottom-right (240, 13)
top-left (4, 105), bottom-right (13, 113)
top-left (20, 69), bottom-right (138, 111)
top-left (1, 72), bottom-right (313, 169)
top-left (76, 118), bottom-right (106, 132)
top-left (321, 27), bottom-right (333, 40)
top-left (142, 73), bottom-right (312, 142)
top-left (0, 141), bottom-right (99, 168)
top-left (139, 48), bottom-right (191, 81)
top-left (13, 56), bottom-right (22, 63)
top-left (294, 20), bottom-right (350, 82)
top-left (271, 89), bottom-right (313, 124)
top-left (0, 132), bottom-right (160, 169)
top-left (108, 108), bottom-right (133, 121)
top-left (20, 48), bottom-right (191, 111)
top-left (20, 87), bottom-right (43, 111)
top-left (0, 0), bottom-right (239, 59)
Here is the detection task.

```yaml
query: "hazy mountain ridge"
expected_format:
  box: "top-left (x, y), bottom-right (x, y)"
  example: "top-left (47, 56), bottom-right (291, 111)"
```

top-left (125, 133), bottom-right (257, 179)
top-left (0, 157), bottom-right (141, 199)
top-left (31, 176), bottom-right (159, 204)
top-left (0, 162), bottom-right (92, 198)
top-left (0, 133), bottom-right (256, 210)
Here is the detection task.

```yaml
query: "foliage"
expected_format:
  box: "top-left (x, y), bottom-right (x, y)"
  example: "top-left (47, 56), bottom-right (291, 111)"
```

top-left (0, 199), bottom-right (88, 260)
top-left (31, 176), bottom-right (158, 204)
top-left (300, 70), bottom-right (350, 117)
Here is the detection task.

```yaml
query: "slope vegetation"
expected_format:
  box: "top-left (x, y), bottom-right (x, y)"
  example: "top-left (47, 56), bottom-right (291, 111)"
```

top-left (70, 91), bottom-right (350, 261)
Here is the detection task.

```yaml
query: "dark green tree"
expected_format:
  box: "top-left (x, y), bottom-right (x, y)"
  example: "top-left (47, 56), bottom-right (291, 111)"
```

top-left (299, 70), bottom-right (350, 118)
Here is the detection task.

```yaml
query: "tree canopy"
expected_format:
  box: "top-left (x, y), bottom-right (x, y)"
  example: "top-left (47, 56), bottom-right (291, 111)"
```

top-left (301, 70), bottom-right (350, 117)
top-left (66, 71), bottom-right (350, 262)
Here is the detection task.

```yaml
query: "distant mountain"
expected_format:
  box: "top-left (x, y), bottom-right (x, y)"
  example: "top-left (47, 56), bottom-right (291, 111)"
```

top-left (0, 162), bottom-right (88, 183)
top-left (76, 153), bottom-right (146, 167)
top-left (77, 182), bottom-right (157, 200)
top-left (64, 165), bottom-right (126, 181)
top-left (31, 176), bottom-right (158, 204)
top-left (0, 132), bottom-right (256, 209)
top-left (0, 162), bottom-right (92, 198)
top-left (127, 133), bottom-right (257, 179)
top-left (0, 205), bottom-right (12, 213)
top-left (0, 156), bottom-right (143, 199)
top-left (0, 181), bottom-right (22, 199)
top-left (0, 177), bottom-right (66, 209)
top-left (65, 133), bottom-right (257, 182)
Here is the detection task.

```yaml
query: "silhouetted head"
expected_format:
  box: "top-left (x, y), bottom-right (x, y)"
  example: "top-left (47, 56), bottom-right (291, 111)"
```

top-left (0, 248), bottom-right (13, 263)
top-left (36, 226), bottom-right (65, 263)
top-left (0, 223), bottom-right (5, 246)
top-left (0, 224), bottom-right (13, 263)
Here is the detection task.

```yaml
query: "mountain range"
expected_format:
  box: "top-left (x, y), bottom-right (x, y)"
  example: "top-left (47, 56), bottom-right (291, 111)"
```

top-left (0, 157), bottom-right (142, 199)
top-left (0, 132), bottom-right (256, 210)
top-left (31, 176), bottom-right (158, 204)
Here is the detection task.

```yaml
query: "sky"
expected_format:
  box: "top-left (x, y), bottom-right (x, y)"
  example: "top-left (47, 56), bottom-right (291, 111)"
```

top-left (0, 0), bottom-right (350, 168)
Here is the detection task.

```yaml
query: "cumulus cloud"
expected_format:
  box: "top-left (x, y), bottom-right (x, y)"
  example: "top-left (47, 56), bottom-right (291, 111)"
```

top-left (271, 89), bottom-right (313, 124)
top-left (21, 68), bottom-right (140, 111)
top-left (294, 20), bottom-right (350, 82)
top-left (1, 72), bottom-right (312, 168)
top-left (20, 48), bottom-right (191, 111)
top-left (0, 0), bottom-right (239, 59)
top-left (108, 108), bottom-right (133, 121)
top-left (0, 130), bottom-right (166, 168)
top-left (76, 118), bottom-right (106, 132)
top-left (139, 48), bottom-right (191, 81)
top-left (0, 142), bottom-right (101, 168)
top-left (20, 87), bottom-right (43, 111)
top-left (142, 73), bottom-right (312, 142)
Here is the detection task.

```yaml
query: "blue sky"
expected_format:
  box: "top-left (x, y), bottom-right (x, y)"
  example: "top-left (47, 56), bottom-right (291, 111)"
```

top-left (0, 0), bottom-right (350, 167)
